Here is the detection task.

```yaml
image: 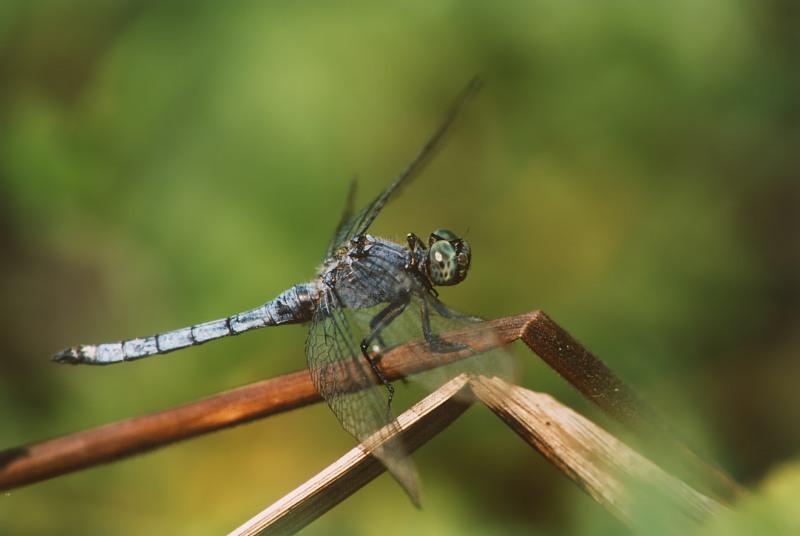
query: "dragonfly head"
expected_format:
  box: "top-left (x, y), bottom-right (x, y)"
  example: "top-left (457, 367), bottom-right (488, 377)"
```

top-left (426, 229), bottom-right (471, 286)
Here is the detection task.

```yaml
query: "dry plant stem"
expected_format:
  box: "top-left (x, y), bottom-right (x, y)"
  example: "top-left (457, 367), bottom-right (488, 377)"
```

top-left (520, 312), bottom-right (745, 503)
top-left (469, 376), bottom-right (730, 531)
top-left (230, 375), bottom-right (475, 536)
top-left (0, 310), bottom-right (741, 502)
top-left (234, 375), bottom-right (728, 535)
top-left (0, 370), bottom-right (319, 491)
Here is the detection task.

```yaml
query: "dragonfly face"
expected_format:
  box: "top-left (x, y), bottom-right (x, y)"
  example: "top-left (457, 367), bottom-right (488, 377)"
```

top-left (426, 229), bottom-right (471, 287)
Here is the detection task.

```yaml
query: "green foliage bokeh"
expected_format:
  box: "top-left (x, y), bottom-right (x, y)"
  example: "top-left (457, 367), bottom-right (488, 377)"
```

top-left (1, 1), bottom-right (798, 534)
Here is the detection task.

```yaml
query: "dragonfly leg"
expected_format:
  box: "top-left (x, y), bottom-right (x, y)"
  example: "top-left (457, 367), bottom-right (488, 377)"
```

top-left (360, 296), bottom-right (410, 415)
top-left (420, 295), bottom-right (470, 354)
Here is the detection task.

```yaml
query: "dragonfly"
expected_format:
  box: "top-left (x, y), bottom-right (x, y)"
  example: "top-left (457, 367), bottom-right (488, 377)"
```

top-left (53, 77), bottom-right (508, 505)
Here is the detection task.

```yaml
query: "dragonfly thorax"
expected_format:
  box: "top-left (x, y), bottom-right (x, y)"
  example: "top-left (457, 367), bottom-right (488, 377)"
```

top-left (424, 229), bottom-right (471, 287)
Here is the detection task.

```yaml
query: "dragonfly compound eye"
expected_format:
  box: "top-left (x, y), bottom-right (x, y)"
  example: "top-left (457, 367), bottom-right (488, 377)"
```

top-left (427, 231), bottom-right (471, 286)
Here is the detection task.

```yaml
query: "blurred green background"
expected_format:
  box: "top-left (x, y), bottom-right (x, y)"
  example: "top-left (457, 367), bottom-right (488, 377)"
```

top-left (1, 1), bottom-right (798, 534)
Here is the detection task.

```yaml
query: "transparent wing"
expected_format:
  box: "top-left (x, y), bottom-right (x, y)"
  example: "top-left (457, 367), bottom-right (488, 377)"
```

top-left (328, 77), bottom-right (483, 252)
top-left (324, 180), bottom-right (357, 260)
top-left (306, 288), bottom-right (421, 504)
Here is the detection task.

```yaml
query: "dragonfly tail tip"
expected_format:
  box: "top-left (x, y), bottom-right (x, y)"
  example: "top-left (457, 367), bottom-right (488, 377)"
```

top-left (52, 347), bottom-right (83, 365)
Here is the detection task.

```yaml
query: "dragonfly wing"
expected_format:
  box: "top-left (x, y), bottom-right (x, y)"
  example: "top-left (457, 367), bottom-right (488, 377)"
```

top-left (306, 288), bottom-right (421, 505)
top-left (324, 180), bottom-right (358, 259)
top-left (330, 77), bottom-right (483, 248)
